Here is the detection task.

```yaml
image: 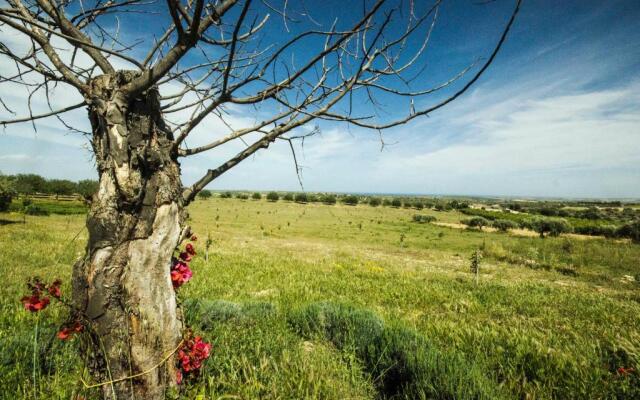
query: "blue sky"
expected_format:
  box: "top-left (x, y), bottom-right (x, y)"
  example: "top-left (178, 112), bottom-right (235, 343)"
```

top-left (1, 0), bottom-right (639, 198)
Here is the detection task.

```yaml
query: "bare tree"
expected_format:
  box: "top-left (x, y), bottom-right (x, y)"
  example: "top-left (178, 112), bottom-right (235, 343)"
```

top-left (0, 0), bottom-right (521, 397)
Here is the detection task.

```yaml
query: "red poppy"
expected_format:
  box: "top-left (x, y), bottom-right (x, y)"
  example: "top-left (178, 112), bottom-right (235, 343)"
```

top-left (176, 336), bottom-right (212, 380)
top-left (185, 243), bottom-right (196, 255)
top-left (21, 294), bottom-right (50, 312)
top-left (171, 261), bottom-right (193, 288)
top-left (179, 252), bottom-right (192, 262)
top-left (48, 279), bottom-right (62, 298)
top-left (175, 370), bottom-right (183, 385)
top-left (57, 321), bottom-right (83, 340)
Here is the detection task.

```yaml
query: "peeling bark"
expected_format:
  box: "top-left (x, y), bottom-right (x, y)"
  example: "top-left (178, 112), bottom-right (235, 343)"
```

top-left (72, 71), bottom-right (185, 399)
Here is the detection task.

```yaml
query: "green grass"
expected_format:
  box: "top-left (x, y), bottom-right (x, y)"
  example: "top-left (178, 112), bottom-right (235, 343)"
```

top-left (1, 198), bottom-right (639, 399)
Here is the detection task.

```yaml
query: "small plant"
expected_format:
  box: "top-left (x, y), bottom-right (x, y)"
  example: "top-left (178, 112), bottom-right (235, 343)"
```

top-left (252, 192), bottom-right (262, 200)
top-left (412, 214), bottom-right (436, 223)
top-left (470, 249), bottom-right (482, 285)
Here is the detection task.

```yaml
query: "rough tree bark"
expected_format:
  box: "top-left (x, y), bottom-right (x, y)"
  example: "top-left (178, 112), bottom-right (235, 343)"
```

top-left (71, 71), bottom-right (186, 399)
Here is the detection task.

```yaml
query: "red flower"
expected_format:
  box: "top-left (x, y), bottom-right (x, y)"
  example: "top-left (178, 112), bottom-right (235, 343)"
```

top-left (179, 252), bottom-right (192, 262)
top-left (175, 369), bottom-right (183, 385)
top-left (171, 261), bottom-right (193, 288)
top-left (617, 366), bottom-right (635, 376)
top-left (190, 235), bottom-right (197, 241)
top-left (176, 336), bottom-right (212, 382)
top-left (48, 279), bottom-right (62, 298)
top-left (185, 243), bottom-right (196, 255)
top-left (21, 294), bottom-right (50, 312)
top-left (57, 321), bottom-right (83, 340)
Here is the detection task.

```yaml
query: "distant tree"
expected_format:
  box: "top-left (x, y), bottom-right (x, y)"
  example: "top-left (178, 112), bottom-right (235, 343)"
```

top-left (530, 218), bottom-right (573, 238)
top-left (283, 193), bottom-right (294, 202)
top-left (382, 199), bottom-right (392, 207)
top-left (369, 197), bottom-right (381, 207)
top-left (492, 219), bottom-right (518, 232)
top-left (464, 217), bottom-right (490, 229)
top-left (391, 198), bottom-right (402, 208)
top-left (294, 193), bottom-right (308, 203)
top-left (0, 175), bottom-right (16, 212)
top-left (413, 214), bottom-right (436, 223)
top-left (321, 194), bottom-right (337, 205)
top-left (307, 194), bottom-right (318, 203)
top-left (220, 191), bottom-right (233, 199)
top-left (236, 193), bottom-right (249, 200)
top-left (47, 179), bottom-right (77, 196)
top-left (413, 201), bottom-right (424, 210)
top-left (198, 189), bottom-right (212, 199)
top-left (77, 179), bottom-right (99, 200)
top-left (343, 195), bottom-right (359, 206)
top-left (14, 173), bottom-right (47, 194)
top-left (266, 192), bottom-right (279, 202)
top-left (251, 192), bottom-right (262, 200)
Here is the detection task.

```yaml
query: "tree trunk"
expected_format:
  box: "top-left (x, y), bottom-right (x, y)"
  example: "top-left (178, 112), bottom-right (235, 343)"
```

top-left (72, 71), bottom-right (186, 399)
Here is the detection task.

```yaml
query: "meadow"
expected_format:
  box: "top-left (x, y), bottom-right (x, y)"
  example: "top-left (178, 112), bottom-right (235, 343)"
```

top-left (1, 196), bottom-right (639, 399)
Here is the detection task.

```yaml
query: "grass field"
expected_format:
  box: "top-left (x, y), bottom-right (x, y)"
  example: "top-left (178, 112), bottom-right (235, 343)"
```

top-left (1, 197), bottom-right (639, 399)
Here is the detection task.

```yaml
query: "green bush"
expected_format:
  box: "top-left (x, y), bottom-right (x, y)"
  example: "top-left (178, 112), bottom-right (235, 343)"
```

top-left (368, 197), bottom-right (381, 207)
top-left (463, 217), bottom-right (490, 229)
top-left (294, 193), bottom-right (308, 203)
top-left (342, 195), bottom-right (358, 206)
top-left (0, 176), bottom-right (15, 212)
top-left (251, 192), bottom-right (262, 200)
top-left (492, 219), bottom-right (518, 232)
top-left (24, 204), bottom-right (50, 216)
top-left (219, 191), bottom-right (233, 198)
top-left (283, 193), bottom-right (294, 201)
top-left (616, 221), bottom-right (640, 243)
top-left (198, 189), bottom-right (212, 199)
top-left (321, 194), bottom-right (337, 205)
top-left (266, 191), bottom-right (279, 202)
top-left (413, 201), bottom-right (424, 210)
top-left (382, 199), bottom-right (392, 207)
top-left (412, 214), bottom-right (436, 223)
top-left (288, 302), bottom-right (506, 400)
top-left (528, 217), bottom-right (573, 238)
top-left (391, 198), bottom-right (402, 208)
top-left (77, 179), bottom-right (98, 199)
top-left (236, 193), bottom-right (249, 200)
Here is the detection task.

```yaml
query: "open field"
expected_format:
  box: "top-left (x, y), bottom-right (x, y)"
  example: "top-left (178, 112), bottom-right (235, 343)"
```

top-left (1, 197), bottom-right (639, 399)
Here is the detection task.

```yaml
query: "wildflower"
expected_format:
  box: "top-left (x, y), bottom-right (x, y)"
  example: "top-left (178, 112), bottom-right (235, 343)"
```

top-left (21, 294), bottom-right (50, 312)
top-left (176, 336), bottom-right (212, 383)
top-left (617, 366), bottom-right (635, 376)
top-left (190, 235), bottom-right (197, 241)
top-left (171, 260), bottom-right (193, 288)
top-left (175, 370), bottom-right (183, 385)
top-left (57, 321), bottom-right (83, 340)
top-left (185, 243), bottom-right (196, 255)
top-left (48, 279), bottom-right (62, 298)
top-left (179, 251), bottom-right (192, 262)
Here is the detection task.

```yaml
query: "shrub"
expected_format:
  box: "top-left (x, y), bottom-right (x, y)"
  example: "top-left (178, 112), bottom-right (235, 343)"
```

top-left (24, 204), bottom-right (50, 216)
top-left (391, 198), bottom-right (402, 208)
top-left (77, 179), bottom-right (99, 199)
top-left (321, 194), bottom-right (336, 205)
top-left (412, 214), bottom-right (436, 223)
top-left (198, 189), bottom-right (212, 199)
top-left (342, 195), bottom-right (358, 206)
top-left (616, 221), bottom-right (640, 243)
top-left (266, 191), bottom-right (279, 202)
top-left (368, 197), bottom-right (381, 207)
top-left (235, 193), bottom-right (249, 200)
top-left (288, 302), bottom-right (506, 400)
top-left (283, 193), bottom-right (294, 201)
top-left (529, 217), bottom-right (573, 238)
top-left (0, 175), bottom-right (16, 212)
top-left (413, 201), bottom-right (424, 210)
top-left (463, 217), bottom-right (490, 229)
top-left (219, 191), bottom-right (233, 198)
top-left (307, 194), bottom-right (318, 203)
top-left (492, 219), bottom-right (518, 232)
top-left (251, 192), bottom-right (262, 200)
top-left (382, 199), bottom-right (392, 207)
top-left (294, 193), bottom-right (308, 203)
